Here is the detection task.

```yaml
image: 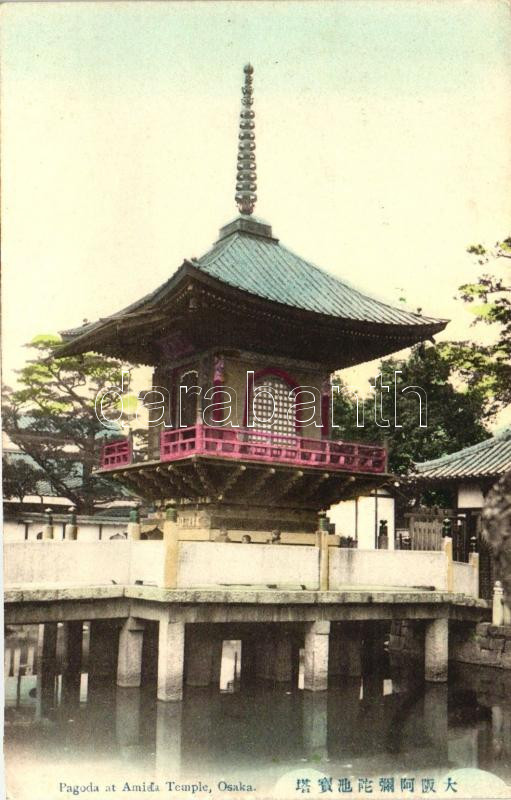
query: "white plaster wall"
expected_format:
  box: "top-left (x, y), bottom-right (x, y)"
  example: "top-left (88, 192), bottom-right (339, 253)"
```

top-left (329, 494), bottom-right (395, 549)
top-left (4, 541), bottom-right (130, 586)
top-left (130, 541), bottom-right (165, 586)
top-left (452, 562), bottom-right (478, 598)
top-left (177, 542), bottom-right (319, 589)
top-left (329, 549), bottom-right (447, 591)
top-left (457, 483), bottom-right (484, 509)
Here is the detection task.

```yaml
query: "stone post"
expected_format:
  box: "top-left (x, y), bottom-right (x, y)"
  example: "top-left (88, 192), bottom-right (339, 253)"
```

top-left (117, 617), bottom-right (145, 688)
top-left (493, 581), bottom-right (504, 626)
top-left (424, 617), bottom-right (448, 682)
top-left (304, 620), bottom-right (330, 691)
top-left (42, 508), bottom-right (54, 540)
top-left (158, 617), bottom-right (185, 701)
top-left (163, 506), bottom-right (180, 589)
top-left (318, 514), bottom-right (329, 592)
top-left (469, 550), bottom-right (479, 598)
top-left (128, 506), bottom-right (141, 541)
top-left (65, 506), bottom-right (78, 541)
top-left (443, 537), bottom-right (453, 592)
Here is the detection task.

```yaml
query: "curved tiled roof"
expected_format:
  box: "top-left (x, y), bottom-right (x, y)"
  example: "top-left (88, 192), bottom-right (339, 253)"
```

top-left (191, 229), bottom-right (438, 326)
top-left (413, 428), bottom-right (511, 480)
top-left (62, 217), bottom-right (446, 343)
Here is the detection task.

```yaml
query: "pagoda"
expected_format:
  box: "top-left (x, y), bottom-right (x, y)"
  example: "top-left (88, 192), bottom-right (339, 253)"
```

top-left (60, 64), bottom-right (447, 537)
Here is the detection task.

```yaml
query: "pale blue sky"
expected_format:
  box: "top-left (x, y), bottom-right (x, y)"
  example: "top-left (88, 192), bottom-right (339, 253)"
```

top-left (2, 1), bottom-right (511, 393)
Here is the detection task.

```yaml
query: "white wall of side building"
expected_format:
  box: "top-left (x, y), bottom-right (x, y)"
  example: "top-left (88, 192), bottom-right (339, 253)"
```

top-left (3, 517), bottom-right (128, 542)
top-left (328, 491), bottom-right (395, 550)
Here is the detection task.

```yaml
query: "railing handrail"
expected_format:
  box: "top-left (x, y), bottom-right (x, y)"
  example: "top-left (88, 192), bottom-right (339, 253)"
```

top-left (100, 424), bottom-right (386, 474)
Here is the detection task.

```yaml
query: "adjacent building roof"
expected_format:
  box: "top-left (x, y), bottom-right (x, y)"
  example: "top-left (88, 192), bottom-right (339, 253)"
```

top-left (413, 428), bottom-right (511, 481)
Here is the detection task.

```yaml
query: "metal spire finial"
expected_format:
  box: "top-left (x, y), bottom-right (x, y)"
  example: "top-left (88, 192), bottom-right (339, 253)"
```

top-left (235, 63), bottom-right (257, 215)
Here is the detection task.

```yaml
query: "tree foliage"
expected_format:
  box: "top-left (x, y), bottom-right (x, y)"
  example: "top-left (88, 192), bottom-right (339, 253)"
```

top-left (332, 344), bottom-right (490, 504)
top-left (2, 456), bottom-right (44, 504)
top-left (447, 237), bottom-right (511, 414)
top-left (2, 335), bottom-right (132, 514)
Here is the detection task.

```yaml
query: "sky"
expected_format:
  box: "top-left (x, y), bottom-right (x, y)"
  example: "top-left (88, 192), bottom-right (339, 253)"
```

top-left (2, 1), bottom-right (511, 405)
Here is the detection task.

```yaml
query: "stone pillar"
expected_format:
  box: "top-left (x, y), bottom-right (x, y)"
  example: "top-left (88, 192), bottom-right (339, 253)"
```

top-left (156, 701), bottom-right (182, 777)
top-left (302, 692), bottom-right (328, 758)
top-left (116, 687), bottom-right (142, 760)
top-left (493, 581), bottom-right (505, 626)
top-left (425, 618), bottom-right (448, 682)
top-left (273, 635), bottom-right (293, 682)
top-left (42, 509), bottom-right (54, 540)
top-left (65, 506), bottom-right (78, 541)
top-left (163, 507), bottom-right (180, 589)
top-left (424, 684), bottom-right (448, 758)
top-left (38, 622), bottom-right (58, 691)
top-left (158, 618), bottom-right (185, 701)
top-left (185, 627), bottom-right (214, 687)
top-left (117, 617), bottom-right (145, 688)
top-left (443, 537), bottom-right (453, 592)
top-left (304, 621), bottom-right (330, 692)
top-left (469, 550), bottom-right (479, 598)
top-left (62, 621), bottom-right (83, 701)
top-left (128, 507), bottom-right (141, 541)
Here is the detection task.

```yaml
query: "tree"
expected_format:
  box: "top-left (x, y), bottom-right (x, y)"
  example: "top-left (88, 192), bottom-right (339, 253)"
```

top-left (332, 343), bottom-right (490, 507)
top-left (2, 334), bottom-right (134, 514)
top-left (2, 455), bottom-right (44, 504)
top-left (446, 236), bottom-right (511, 415)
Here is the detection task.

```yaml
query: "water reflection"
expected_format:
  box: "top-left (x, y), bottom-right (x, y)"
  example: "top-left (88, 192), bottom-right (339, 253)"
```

top-left (4, 631), bottom-right (511, 798)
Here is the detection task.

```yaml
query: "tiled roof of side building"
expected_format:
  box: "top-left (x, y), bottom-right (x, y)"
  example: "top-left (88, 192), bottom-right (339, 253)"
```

top-left (413, 428), bottom-right (511, 480)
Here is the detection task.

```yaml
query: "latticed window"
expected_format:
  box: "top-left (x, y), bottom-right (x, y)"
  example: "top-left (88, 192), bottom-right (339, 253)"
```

top-left (248, 375), bottom-right (297, 437)
top-left (179, 369), bottom-right (199, 427)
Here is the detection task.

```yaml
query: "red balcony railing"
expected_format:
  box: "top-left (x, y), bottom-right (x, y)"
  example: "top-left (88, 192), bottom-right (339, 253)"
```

top-left (100, 438), bottom-right (132, 469)
top-left (160, 425), bottom-right (386, 473)
top-left (100, 426), bottom-right (387, 473)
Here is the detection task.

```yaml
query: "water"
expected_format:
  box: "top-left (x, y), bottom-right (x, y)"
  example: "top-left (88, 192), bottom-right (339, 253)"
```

top-left (4, 635), bottom-right (511, 799)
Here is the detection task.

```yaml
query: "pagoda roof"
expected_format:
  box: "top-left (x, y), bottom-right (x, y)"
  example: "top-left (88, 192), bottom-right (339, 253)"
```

top-left (191, 218), bottom-right (440, 326)
top-left (413, 428), bottom-right (511, 482)
top-left (60, 216), bottom-right (447, 365)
